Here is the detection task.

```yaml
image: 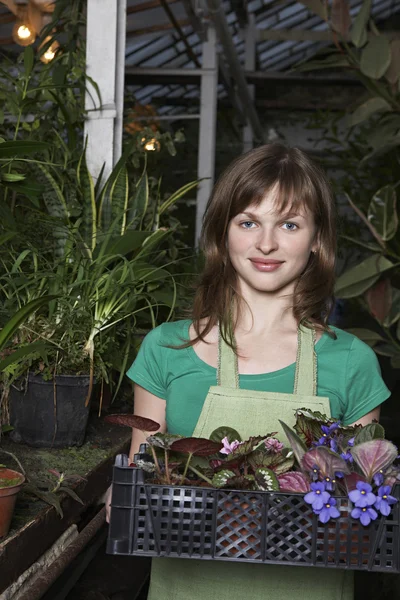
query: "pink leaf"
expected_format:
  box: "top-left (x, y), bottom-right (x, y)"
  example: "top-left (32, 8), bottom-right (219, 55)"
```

top-left (277, 471), bottom-right (311, 493)
top-left (170, 438), bottom-right (223, 457)
top-left (331, 0), bottom-right (351, 36)
top-left (351, 439), bottom-right (398, 481)
top-left (301, 446), bottom-right (350, 478)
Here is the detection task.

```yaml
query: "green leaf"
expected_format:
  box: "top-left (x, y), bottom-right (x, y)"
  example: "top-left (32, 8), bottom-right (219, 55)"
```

top-left (0, 141), bottom-right (50, 158)
top-left (346, 328), bottom-right (385, 347)
top-left (58, 486), bottom-right (84, 505)
top-left (367, 185), bottom-right (398, 241)
top-left (52, 64), bottom-right (67, 87)
top-left (331, 0), bottom-right (351, 36)
top-left (127, 171), bottom-right (148, 227)
top-left (0, 296), bottom-right (56, 353)
top-left (210, 427), bottom-right (242, 444)
top-left (279, 420), bottom-right (307, 467)
top-left (391, 355), bottom-right (400, 369)
top-left (354, 423), bottom-right (385, 444)
top-left (212, 469), bottom-right (236, 488)
top-left (348, 97), bottom-right (392, 127)
top-left (24, 46), bottom-right (34, 77)
top-left (360, 36), bottom-right (392, 79)
top-left (110, 165), bottom-right (129, 235)
top-left (334, 255), bottom-right (395, 298)
top-left (384, 288), bottom-right (400, 327)
top-left (77, 148), bottom-right (97, 252)
top-left (254, 467), bottom-right (280, 491)
top-left (0, 342), bottom-right (49, 372)
top-left (1, 173), bottom-right (26, 182)
top-left (159, 180), bottom-right (198, 215)
top-left (351, 0), bottom-right (372, 47)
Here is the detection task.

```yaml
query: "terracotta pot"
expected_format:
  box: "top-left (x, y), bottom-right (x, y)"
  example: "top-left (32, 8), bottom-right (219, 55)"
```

top-left (0, 468), bottom-right (25, 538)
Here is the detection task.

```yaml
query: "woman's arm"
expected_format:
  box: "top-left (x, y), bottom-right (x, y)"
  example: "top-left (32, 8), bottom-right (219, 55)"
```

top-left (128, 383), bottom-right (167, 462)
top-left (348, 405), bottom-right (381, 427)
top-left (106, 383), bottom-right (166, 522)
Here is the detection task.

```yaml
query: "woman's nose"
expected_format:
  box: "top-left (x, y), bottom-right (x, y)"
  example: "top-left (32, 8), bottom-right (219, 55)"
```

top-left (255, 227), bottom-right (278, 253)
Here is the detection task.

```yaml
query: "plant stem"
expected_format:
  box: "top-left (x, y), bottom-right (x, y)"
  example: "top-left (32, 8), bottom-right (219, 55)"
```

top-left (0, 450), bottom-right (25, 476)
top-left (164, 448), bottom-right (170, 485)
top-left (180, 453), bottom-right (192, 484)
top-left (149, 445), bottom-right (162, 479)
top-left (187, 465), bottom-right (213, 486)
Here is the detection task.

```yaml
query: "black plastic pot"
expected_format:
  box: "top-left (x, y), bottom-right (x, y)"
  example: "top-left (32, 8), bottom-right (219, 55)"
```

top-left (9, 372), bottom-right (91, 448)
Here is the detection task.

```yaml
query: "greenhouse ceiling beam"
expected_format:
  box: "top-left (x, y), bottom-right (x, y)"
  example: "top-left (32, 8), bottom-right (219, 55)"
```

top-left (84, 0), bottom-right (126, 180)
top-left (206, 0), bottom-right (265, 143)
top-left (125, 67), bottom-right (363, 87)
top-left (257, 28), bottom-right (400, 42)
top-left (127, 0), bottom-right (179, 14)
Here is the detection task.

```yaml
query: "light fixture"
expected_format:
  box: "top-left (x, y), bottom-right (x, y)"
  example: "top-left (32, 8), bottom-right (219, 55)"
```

top-left (39, 36), bottom-right (59, 63)
top-left (12, 7), bottom-right (36, 47)
top-left (141, 137), bottom-right (160, 152)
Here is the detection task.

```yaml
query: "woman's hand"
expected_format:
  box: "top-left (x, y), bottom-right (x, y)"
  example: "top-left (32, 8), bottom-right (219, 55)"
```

top-left (105, 484), bottom-right (112, 523)
top-left (106, 384), bottom-right (166, 524)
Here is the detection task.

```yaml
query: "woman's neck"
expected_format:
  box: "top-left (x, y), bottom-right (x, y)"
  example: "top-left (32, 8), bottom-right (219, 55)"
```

top-left (234, 289), bottom-right (297, 336)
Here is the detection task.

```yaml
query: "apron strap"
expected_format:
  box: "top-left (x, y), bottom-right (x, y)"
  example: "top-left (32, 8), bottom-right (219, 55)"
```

top-left (217, 323), bottom-right (317, 395)
top-left (294, 324), bottom-right (317, 396)
top-left (217, 329), bottom-right (239, 388)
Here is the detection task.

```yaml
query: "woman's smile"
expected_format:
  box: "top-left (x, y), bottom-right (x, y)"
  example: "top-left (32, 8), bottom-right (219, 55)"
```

top-left (249, 258), bottom-right (284, 272)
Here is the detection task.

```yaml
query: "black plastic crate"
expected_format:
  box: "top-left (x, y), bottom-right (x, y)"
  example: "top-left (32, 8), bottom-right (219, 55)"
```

top-left (107, 455), bottom-right (400, 572)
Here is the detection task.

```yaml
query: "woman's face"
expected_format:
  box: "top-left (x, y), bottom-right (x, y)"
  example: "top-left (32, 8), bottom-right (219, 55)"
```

top-left (227, 189), bottom-right (318, 298)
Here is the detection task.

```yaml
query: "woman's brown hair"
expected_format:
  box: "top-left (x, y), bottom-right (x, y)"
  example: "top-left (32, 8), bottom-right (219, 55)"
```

top-left (187, 143), bottom-right (337, 349)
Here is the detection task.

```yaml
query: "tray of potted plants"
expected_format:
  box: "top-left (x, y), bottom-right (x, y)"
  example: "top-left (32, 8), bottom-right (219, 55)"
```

top-left (105, 410), bottom-right (400, 572)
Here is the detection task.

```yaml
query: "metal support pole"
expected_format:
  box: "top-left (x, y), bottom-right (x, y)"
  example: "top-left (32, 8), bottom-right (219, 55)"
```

top-left (206, 0), bottom-right (265, 144)
top-left (195, 25), bottom-right (218, 246)
top-left (84, 0), bottom-right (124, 181)
top-left (243, 14), bottom-right (256, 152)
top-left (114, 0), bottom-right (127, 165)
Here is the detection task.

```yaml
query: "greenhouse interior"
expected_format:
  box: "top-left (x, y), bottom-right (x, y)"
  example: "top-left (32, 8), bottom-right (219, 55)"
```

top-left (0, 0), bottom-right (400, 599)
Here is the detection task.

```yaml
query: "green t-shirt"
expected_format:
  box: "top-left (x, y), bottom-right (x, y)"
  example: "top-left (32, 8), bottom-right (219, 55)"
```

top-left (127, 319), bottom-right (390, 435)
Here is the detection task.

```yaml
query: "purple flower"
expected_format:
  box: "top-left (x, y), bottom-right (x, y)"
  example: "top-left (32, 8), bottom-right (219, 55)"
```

top-left (330, 439), bottom-right (338, 453)
top-left (220, 437), bottom-right (243, 455)
top-left (323, 476), bottom-right (336, 492)
top-left (374, 486), bottom-right (398, 517)
top-left (348, 437), bottom-right (355, 447)
top-left (309, 464), bottom-right (320, 481)
top-left (321, 422), bottom-right (340, 435)
top-left (315, 497), bottom-right (340, 523)
top-left (373, 471), bottom-right (384, 487)
top-left (351, 506), bottom-right (378, 526)
top-left (304, 481), bottom-right (331, 511)
top-left (341, 451), bottom-right (353, 463)
top-left (264, 438), bottom-right (284, 453)
top-left (348, 481), bottom-right (376, 508)
top-left (335, 471), bottom-right (344, 479)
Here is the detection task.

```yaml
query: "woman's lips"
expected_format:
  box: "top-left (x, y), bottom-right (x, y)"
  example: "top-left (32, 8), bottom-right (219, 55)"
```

top-left (249, 259), bottom-right (284, 272)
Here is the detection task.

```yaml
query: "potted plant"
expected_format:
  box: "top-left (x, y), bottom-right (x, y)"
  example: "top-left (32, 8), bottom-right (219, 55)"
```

top-left (0, 9), bottom-right (197, 446)
top-left (104, 410), bottom-right (400, 571)
top-left (0, 450), bottom-right (25, 538)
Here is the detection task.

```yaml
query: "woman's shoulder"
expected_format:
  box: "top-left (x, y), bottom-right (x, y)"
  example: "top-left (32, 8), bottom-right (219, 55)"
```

top-left (145, 319), bottom-right (191, 346)
top-left (320, 326), bottom-right (380, 367)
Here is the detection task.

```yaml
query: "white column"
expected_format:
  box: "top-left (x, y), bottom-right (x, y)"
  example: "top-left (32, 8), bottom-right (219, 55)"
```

top-left (243, 15), bottom-right (256, 152)
top-left (195, 25), bottom-right (218, 246)
top-left (84, 0), bottom-right (126, 181)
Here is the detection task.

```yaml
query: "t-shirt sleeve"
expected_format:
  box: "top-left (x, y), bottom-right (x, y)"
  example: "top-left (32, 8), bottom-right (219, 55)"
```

top-left (342, 336), bottom-right (391, 425)
top-left (126, 325), bottom-right (167, 399)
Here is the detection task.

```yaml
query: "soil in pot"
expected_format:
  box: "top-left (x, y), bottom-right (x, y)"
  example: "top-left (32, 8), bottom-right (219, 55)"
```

top-left (9, 373), bottom-right (92, 448)
top-left (0, 468), bottom-right (25, 538)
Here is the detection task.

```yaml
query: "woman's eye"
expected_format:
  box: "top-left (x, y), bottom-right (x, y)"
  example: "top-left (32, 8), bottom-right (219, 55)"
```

top-left (282, 222), bottom-right (298, 231)
top-left (240, 221), bottom-right (256, 229)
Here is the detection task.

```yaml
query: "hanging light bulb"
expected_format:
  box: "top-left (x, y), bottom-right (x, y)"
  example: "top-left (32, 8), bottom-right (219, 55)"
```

top-left (12, 7), bottom-right (36, 47)
top-left (141, 137), bottom-right (160, 152)
top-left (39, 36), bottom-right (60, 64)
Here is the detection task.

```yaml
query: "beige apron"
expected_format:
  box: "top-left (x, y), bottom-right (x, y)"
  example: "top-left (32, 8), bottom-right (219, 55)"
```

top-left (147, 325), bottom-right (354, 600)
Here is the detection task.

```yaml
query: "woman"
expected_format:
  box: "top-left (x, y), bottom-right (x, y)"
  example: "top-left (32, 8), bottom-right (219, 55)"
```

top-left (108, 144), bottom-right (390, 600)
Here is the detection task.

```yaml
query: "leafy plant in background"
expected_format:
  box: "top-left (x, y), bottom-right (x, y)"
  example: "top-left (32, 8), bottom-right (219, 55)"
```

top-left (105, 409), bottom-right (400, 525)
top-left (0, 0), bottom-right (198, 423)
top-left (295, 0), bottom-right (400, 368)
